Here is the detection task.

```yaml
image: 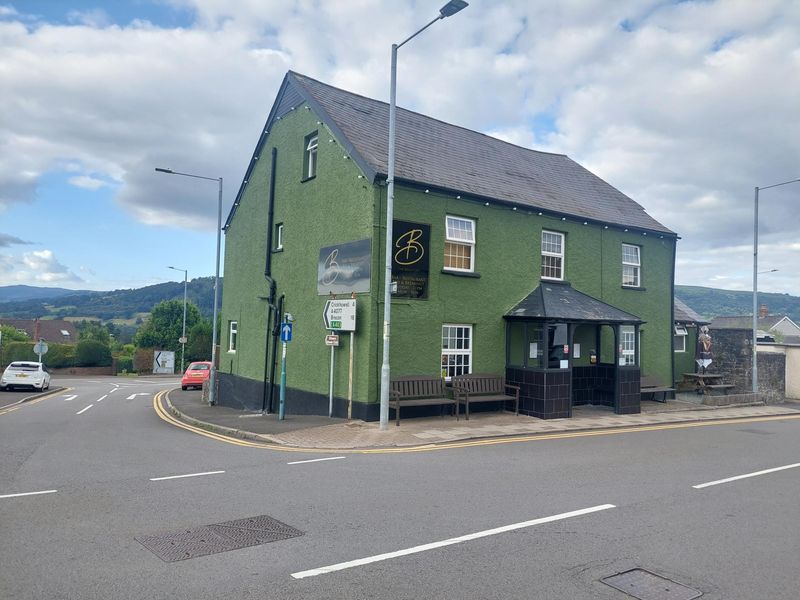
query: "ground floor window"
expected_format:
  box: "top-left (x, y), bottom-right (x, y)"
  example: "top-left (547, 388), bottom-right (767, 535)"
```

top-left (620, 326), bottom-right (636, 365)
top-left (441, 324), bottom-right (472, 380)
top-left (674, 325), bottom-right (687, 353)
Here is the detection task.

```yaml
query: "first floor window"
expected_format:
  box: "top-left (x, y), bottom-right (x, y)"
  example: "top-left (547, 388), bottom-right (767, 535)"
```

top-left (541, 230), bottom-right (564, 280)
top-left (444, 215), bottom-right (475, 272)
top-left (304, 132), bottom-right (318, 179)
top-left (228, 320), bottom-right (238, 352)
top-left (622, 244), bottom-right (641, 287)
top-left (441, 324), bottom-right (472, 379)
top-left (275, 223), bottom-right (284, 250)
top-left (674, 325), bottom-right (687, 353)
top-left (620, 326), bottom-right (635, 365)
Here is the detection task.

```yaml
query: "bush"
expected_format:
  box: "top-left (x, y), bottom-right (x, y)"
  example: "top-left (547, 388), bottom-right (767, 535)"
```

top-left (1, 341), bottom-right (36, 367)
top-left (116, 356), bottom-right (134, 373)
top-left (45, 344), bottom-right (76, 368)
top-left (75, 340), bottom-right (113, 367)
top-left (134, 347), bottom-right (154, 374)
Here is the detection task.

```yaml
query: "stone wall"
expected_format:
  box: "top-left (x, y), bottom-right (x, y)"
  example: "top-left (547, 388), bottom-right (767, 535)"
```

top-left (710, 328), bottom-right (785, 403)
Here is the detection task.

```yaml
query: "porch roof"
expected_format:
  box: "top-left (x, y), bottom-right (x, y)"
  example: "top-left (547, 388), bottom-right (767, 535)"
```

top-left (504, 281), bottom-right (644, 324)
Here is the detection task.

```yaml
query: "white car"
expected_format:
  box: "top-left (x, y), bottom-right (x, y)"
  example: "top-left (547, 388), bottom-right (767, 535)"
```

top-left (0, 361), bottom-right (51, 391)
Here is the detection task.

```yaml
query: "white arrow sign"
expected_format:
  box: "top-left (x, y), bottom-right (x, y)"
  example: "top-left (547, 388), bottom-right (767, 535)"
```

top-left (323, 299), bottom-right (357, 331)
top-left (62, 394), bottom-right (78, 402)
top-left (126, 393), bottom-right (151, 400)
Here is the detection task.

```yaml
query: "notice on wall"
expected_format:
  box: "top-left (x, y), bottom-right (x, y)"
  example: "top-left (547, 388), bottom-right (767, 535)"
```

top-left (317, 238), bottom-right (371, 295)
top-left (573, 343), bottom-right (581, 359)
top-left (559, 359), bottom-right (569, 369)
top-left (529, 343), bottom-right (538, 359)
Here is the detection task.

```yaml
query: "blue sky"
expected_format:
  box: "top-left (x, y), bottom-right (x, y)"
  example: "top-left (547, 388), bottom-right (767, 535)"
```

top-left (1, 1), bottom-right (799, 295)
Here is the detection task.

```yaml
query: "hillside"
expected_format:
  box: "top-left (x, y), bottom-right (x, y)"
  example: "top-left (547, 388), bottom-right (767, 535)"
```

top-left (675, 285), bottom-right (800, 323)
top-left (0, 285), bottom-right (93, 302)
top-left (0, 277), bottom-right (221, 320)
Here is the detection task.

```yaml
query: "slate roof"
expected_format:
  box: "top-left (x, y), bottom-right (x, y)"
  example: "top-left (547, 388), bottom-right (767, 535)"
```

top-left (505, 281), bottom-right (643, 324)
top-left (226, 71), bottom-right (676, 236)
top-left (710, 315), bottom-right (793, 331)
top-left (0, 318), bottom-right (78, 343)
top-left (674, 297), bottom-right (708, 324)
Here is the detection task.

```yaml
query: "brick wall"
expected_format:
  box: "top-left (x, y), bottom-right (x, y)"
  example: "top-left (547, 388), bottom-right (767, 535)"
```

top-left (710, 328), bottom-right (785, 403)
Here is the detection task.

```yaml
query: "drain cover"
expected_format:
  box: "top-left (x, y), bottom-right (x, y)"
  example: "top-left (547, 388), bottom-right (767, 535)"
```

top-left (601, 569), bottom-right (701, 600)
top-left (136, 515), bottom-right (304, 562)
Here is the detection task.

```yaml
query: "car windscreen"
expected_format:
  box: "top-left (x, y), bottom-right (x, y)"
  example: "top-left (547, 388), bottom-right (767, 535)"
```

top-left (190, 364), bottom-right (210, 371)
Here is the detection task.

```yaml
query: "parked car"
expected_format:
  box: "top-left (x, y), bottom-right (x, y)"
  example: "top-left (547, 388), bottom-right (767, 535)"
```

top-left (0, 361), bottom-right (51, 391)
top-left (181, 361), bottom-right (212, 390)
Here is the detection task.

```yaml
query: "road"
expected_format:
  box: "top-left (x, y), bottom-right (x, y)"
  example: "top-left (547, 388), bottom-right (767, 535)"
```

top-left (1, 376), bottom-right (799, 599)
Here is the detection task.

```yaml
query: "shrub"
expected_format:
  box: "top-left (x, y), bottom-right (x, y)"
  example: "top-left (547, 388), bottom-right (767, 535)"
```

top-left (1, 341), bottom-right (36, 366)
top-left (116, 356), bottom-right (134, 373)
top-left (75, 340), bottom-right (112, 367)
top-left (45, 344), bottom-right (76, 368)
top-left (134, 347), bottom-right (154, 374)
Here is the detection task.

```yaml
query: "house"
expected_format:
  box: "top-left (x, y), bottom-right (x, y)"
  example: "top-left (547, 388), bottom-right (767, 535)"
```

top-left (709, 305), bottom-right (800, 344)
top-left (673, 297), bottom-right (709, 383)
top-left (0, 318), bottom-right (78, 344)
top-left (219, 71), bottom-right (678, 420)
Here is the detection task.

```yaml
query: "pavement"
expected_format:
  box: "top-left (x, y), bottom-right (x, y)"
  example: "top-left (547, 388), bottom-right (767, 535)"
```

top-left (165, 388), bottom-right (800, 450)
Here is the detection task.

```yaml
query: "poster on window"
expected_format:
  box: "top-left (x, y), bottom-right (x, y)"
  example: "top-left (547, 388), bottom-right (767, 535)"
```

top-left (391, 220), bottom-right (430, 299)
top-left (317, 239), bottom-right (371, 295)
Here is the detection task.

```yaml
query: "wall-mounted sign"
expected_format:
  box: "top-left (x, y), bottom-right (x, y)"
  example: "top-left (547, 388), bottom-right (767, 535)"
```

top-left (317, 239), bottom-right (371, 295)
top-left (391, 220), bottom-right (430, 299)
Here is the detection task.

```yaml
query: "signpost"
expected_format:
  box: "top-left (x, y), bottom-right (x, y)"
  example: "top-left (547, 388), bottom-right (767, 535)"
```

top-left (323, 299), bottom-right (357, 418)
top-left (33, 340), bottom-right (49, 363)
top-left (279, 319), bottom-right (292, 420)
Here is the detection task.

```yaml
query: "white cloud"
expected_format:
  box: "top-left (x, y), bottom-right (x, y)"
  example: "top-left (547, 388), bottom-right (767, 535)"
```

top-left (0, 249), bottom-right (83, 285)
top-left (0, 0), bottom-right (798, 293)
top-left (68, 175), bottom-right (108, 190)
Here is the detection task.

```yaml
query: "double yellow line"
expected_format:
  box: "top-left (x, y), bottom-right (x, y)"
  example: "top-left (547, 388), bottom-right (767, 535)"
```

top-left (152, 389), bottom-right (800, 454)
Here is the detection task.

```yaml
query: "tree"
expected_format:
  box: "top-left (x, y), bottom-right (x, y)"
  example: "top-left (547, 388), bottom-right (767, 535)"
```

top-left (1, 324), bottom-right (29, 343)
top-left (75, 340), bottom-right (112, 367)
top-left (76, 320), bottom-right (111, 345)
top-left (186, 320), bottom-right (213, 362)
top-left (134, 300), bottom-right (202, 353)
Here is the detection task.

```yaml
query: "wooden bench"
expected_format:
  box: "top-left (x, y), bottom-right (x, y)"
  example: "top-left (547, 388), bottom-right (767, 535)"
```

top-left (389, 375), bottom-right (457, 426)
top-left (451, 373), bottom-right (520, 420)
top-left (640, 375), bottom-right (676, 403)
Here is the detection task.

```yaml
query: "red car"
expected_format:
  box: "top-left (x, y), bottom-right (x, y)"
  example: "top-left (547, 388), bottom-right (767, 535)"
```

top-left (181, 361), bottom-right (212, 390)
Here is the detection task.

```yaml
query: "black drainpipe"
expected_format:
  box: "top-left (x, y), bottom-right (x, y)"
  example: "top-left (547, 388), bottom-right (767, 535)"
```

top-left (261, 147), bottom-right (279, 413)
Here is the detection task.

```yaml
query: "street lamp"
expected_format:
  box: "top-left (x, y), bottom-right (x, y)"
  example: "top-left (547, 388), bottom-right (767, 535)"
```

top-left (168, 266), bottom-right (188, 373)
top-left (379, 0), bottom-right (469, 431)
top-left (752, 178), bottom-right (799, 393)
top-left (156, 167), bottom-right (223, 405)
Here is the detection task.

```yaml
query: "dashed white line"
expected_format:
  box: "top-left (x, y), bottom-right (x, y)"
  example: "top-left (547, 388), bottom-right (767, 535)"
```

top-left (0, 489), bottom-right (58, 499)
top-left (96, 395), bottom-right (108, 402)
top-left (76, 405), bottom-right (93, 415)
top-left (693, 462), bottom-right (800, 489)
top-left (149, 470), bottom-right (225, 482)
top-left (287, 456), bottom-right (346, 465)
top-left (291, 504), bottom-right (616, 579)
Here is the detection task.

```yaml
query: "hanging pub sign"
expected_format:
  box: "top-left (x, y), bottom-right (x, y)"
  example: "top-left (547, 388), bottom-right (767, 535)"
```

top-left (317, 238), bottom-right (371, 295)
top-left (392, 220), bottom-right (430, 299)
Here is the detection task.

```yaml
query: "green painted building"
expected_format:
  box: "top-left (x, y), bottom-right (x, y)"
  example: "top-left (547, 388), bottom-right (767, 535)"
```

top-left (219, 71), bottom-right (679, 419)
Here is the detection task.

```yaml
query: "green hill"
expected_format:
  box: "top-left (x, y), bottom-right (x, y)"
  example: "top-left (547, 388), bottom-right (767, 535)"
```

top-left (675, 285), bottom-right (800, 322)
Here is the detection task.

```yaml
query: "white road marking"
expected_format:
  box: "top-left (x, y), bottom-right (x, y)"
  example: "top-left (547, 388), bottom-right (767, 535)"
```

top-left (291, 504), bottom-right (616, 579)
top-left (126, 393), bottom-right (150, 400)
top-left (62, 395), bottom-right (78, 402)
top-left (287, 456), bottom-right (346, 465)
top-left (149, 470), bottom-right (225, 482)
top-left (96, 395), bottom-right (108, 402)
top-left (76, 405), bottom-right (94, 415)
top-left (108, 388), bottom-right (118, 394)
top-left (693, 462), bottom-right (800, 489)
top-left (0, 489), bottom-right (58, 499)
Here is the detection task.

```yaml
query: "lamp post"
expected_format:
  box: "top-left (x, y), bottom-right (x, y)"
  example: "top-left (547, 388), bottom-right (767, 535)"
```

top-left (752, 178), bottom-right (799, 393)
top-left (168, 266), bottom-right (188, 373)
top-left (156, 167), bottom-right (223, 405)
top-left (378, 0), bottom-right (469, 431)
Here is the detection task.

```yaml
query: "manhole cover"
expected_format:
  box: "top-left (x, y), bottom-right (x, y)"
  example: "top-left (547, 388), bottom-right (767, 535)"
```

top-left (602, 568), bottom-right (702, 600)
top-left (136, 515), bottom-right (304, 562)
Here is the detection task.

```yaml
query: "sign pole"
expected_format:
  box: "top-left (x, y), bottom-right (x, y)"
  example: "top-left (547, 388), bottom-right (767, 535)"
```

top-left (329, 332), bottom-right (335, 417)
top-left (279, 339), bottom-right (287, 421)
top-left (347, 331), bottom-right (354, 420)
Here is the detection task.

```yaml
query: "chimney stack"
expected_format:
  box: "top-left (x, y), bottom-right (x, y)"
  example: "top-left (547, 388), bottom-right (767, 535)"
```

top-left (759, 304), bottom-right (769, 318)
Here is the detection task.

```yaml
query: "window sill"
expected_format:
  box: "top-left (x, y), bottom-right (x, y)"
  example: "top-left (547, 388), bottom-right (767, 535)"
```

top-left (273, 248), bottom-right (284, 253)
top-left (301, 175), bottom-right (317, 183)
top-left (441, 269), bottom-right (481, 278)
top-left (621, 286), bottom-right (646, 291)
top-left (227, 350), bottom-right (237, 354)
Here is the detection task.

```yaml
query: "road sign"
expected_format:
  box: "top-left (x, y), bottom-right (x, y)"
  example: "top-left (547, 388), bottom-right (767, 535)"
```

top-left (323, 299), bottom-right (356, 331)
top-left (33, 341), bottom-right (49, 356)
top-left (281, 322), bottom-right (293, 342)
top-left (179, 336), bottom-right (188, 344)
top-left (325, 334), bottom-right (340, 346)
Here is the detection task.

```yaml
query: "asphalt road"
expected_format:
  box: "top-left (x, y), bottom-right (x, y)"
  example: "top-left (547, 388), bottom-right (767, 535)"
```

top-left (1, 376), bottom-right (799, 599)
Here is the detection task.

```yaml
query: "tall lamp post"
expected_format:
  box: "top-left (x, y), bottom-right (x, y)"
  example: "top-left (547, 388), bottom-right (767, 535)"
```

top-left (168, 266), bottom-right (188, 373)
top-left (379, 0), bottom-right (469, 431)
top-left (156, 167), bottom-right (223, 405)
top-left (752, 178), bottom-right (799, 393)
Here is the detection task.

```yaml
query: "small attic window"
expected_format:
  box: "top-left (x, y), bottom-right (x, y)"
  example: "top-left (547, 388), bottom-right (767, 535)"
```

top-left (60, 330), bottom-right (71, 337)
top-left (674, 325), bottom-right (688, 336)
top-left (303, 131), bottom-right (318, 180)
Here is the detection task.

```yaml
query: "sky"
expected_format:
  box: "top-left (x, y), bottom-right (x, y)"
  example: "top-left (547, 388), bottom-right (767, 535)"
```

top-left (0, 0), bottom-right (798, 297)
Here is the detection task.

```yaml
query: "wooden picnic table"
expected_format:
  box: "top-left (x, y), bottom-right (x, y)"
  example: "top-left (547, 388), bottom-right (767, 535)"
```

top-left (681, 372), bottom-right (733, 395)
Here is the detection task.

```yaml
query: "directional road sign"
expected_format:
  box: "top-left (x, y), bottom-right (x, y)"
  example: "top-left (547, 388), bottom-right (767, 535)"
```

top-left (33, 341), bottom-right (49, 356)
top-left (323, 299), bottom-right (356, 331)
top-left (281, 322), bottom-right (293, 342)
